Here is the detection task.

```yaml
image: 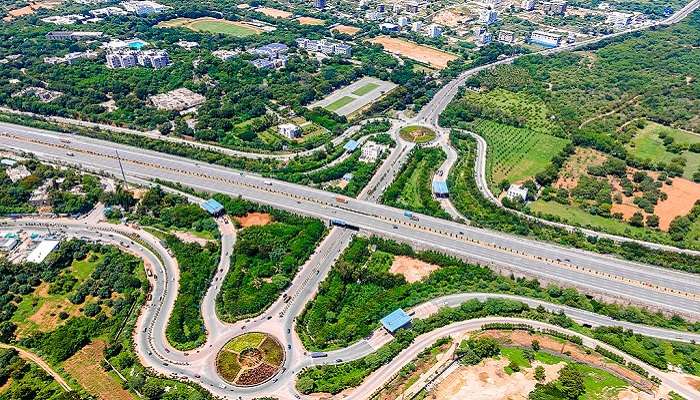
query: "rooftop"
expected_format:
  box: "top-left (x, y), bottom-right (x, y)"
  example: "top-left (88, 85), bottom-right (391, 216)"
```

top-left (201, 198), bottom-right (224, 215)
top-left (344, 139), bottom-right (359, 151)
top-left (432, 180), bottom-right (449, 195)
top-left (380, 308), bottom-right (411, 333)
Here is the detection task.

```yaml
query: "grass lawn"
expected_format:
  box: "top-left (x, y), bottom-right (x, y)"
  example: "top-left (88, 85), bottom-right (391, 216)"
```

top-left (71, 253), bottom-right (103, 282)
top-left (326, 96), bottom-right (355, 112)
top-left (627, 121), bottom-right (700, 179)
top-left (399, 126), bottom-right (436, 143)
top-left (530, 200), bottom-right (670, 243)
top-left (224, 332), bottom-right (266, 353)
top-left (352, 83), bottom-right (380, 96)
top-left (501, 347), bottom-right (532, 373)
top-left (472, 119), bottom-right (569, 188)
top-left (578, 363), bottom-right (628, 400)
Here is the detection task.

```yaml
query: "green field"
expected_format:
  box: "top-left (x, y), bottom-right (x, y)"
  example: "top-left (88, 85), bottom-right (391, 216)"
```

top-left (474, 119), bottom-right (569, 188)
top-left (70, 252), bottom-right (104, 282)
top-left (352, 82), bottom-right (379, 96)
top-left (382, 147), bottom-right (449, 218)
top-left (224, 332), bottom-right (266, 353)
top-left (326, 96), bottom-right (355, 112)
top-left (627, 121), bottom-right (700, 179)
top-left (399, 125), bottom-right (437, 143)
top-left (157, 17), bottom-right (260, 37)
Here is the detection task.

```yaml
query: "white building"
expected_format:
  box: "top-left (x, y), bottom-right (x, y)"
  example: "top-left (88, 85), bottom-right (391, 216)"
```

top-left (295, 38), bottom-right (352, 57)
top-left (6, 165), bottom-right (30, 183)
top-left (46, 31), bottom-right (104, 40)
top-left (176, 40), bottom-right (199, 50)
top-left (479, 9), bottom-right (498, 25)
top-left (278, 123), bottom-right (301, 139)
top-left (90, 6), bottom-right (128, 16)
top-left (397, 16), bottom-right (409, 27)
top-left (120, 0), bottom-right (170, 15)
top-left (497, 30), bottom-right (515, 43)
top-left (427, 24), bottom-right (442, 38)
top-left (476, 31), bottom-right (492, 45)
top-left (530, 30), bottom-right (561, 47)
top-left (521, 0), bottom-right (535, 9)
top-left (606, 11), bottom-right (632, 26)
top-left (44, 51), bottom-right (98, 65)
top-left (412, 21), bottom-right (423, 32)
top-left (379, 22), bottom-right (400, 32)
top-left (212, 49), bottom-right (239, 61)
top-left (26, 240), bottom-right (60, 263)
top-left (405, 1), bottom-right (419, 12)
top-left (106, 49), bottom-right (170, 69)
top-left (506, 184), bottom-right (528, 201)
top-left (359, 142), bottom-right (385, 163)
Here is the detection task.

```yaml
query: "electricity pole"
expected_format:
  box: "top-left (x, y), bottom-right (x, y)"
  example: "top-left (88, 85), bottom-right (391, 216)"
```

top-left (115, 150), bottom-right (129, 189)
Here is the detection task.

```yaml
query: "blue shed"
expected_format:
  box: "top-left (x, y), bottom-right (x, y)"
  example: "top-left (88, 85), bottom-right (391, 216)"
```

top-left (201, 199), bottom-right (225, 216)
top-left (380, 309), bottom-right (412, 333)
top-left (432, 180), bottom-right (449, 198)
top-left (344, 140), bottom-right (359, 152)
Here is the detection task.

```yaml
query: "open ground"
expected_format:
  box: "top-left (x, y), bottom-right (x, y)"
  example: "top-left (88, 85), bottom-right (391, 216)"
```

top-left (64, 340), bottom-right (135, 400)
top-left (369, 36), bottom-right (458, 69)
top-left (256, 7), bottom-right (292, 19)
top-left (331, 24), bottom-right (362, 35)
top-left (309, 76), bottom-right (398, 117)
top-left (156, 17), bottom-right (262, 36)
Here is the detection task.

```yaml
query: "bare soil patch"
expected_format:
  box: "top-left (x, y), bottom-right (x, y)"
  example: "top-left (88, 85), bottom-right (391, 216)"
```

top-left (4, 0), bottom-right (60, 20)
top-left (369, 36), bottom-right (457, 69)
top-left (554, 147), bottom-right (606, 190)
top-left (173, 231), bottom-right (211, 246)
top-left (257, 7), bottom-right (292, 18)
top-left (64, 340), bottom-right (135, 400)
top-left (655, 177), bottom-right (700, 230)
top-left (332, 24), bottom-right (361, 35)
top-left (236, 212), bottom-right (272, 228)
top-left (296, 16), bottom-right (325, 25)
top-left (432, 9), bottom-right (469, 27)
top-left (389, 256), bottom-right (440, 283)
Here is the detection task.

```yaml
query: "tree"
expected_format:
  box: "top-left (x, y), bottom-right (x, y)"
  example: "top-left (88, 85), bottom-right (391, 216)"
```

top-left (0, 322), bottom-right (16, 343)
top-left (524, 348), bottom-right (535, 362)
top-left (531, 340), bottom-right (541, 352)
top-left (558, 364), bottom-right (585, 400)
top-left (629, 212), bottom-right (644, 227)
top-left (534, 365), bottom-right (546, 381)
top-left (646, 214), bottom-right (659, 228)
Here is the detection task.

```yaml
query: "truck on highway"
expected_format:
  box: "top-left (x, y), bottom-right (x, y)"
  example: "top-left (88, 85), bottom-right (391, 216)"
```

top-left (310, 352), bottom-right (328, 358)
top-left (335, 196), bottom-right (347, 204)
top-left (263, 180), bottom-right (272, 186)
top-left (403, 210), bottom-right (419, 221)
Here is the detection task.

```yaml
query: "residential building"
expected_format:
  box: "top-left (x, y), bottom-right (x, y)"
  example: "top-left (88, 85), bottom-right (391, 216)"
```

top-left (6, 165), bottom-right (30, 183)
top-left (250, 43), bottom-right (289, 58)
top-left (12, 87), bottom-right (63, 103)
top-left (377, 3), bottom-right (385, 12)
top-left (476, 31), bottom-right (492, 45)
top-left (120, 0), bottom-right (170, 15)
top-left (412, 21), bottom-right (423, 32)
top-left (106, 49), bottom-right (170, 69)
top-left (497, 30), bottom-right (515, 43)
top-left (176, 40), bottom-right (199, 50)
top-left (46, 31), bottom-right (103, 40)
top-left (397, 16), bottom-right (409, 27)
top-left (483, 0), bottom-right (502, 6)
top-left (278, 123), bottom-right (301, 139)
top-left (41, 14), bottom-right (89, 24)
top-left (149, 88), bottom-right (205, 112)
top-left (479, 9), bottom-right (498, 25)
top-left (314, 0), bottom-right (326, 8)
top-left (295, 38), bottom-right (352, 57)
top-left (28, 181), bottom-right (52, 206)
top-left (529, 30), bottom-right (561, 47)
top-left (212, 49), bottom-right (239, 61)
top-left (521, 0), bottom-right (535, 10)
top-left (365, 11), bottom-right (383, 21)
top-left (405, 1), bottom-right (419, 13)
top-left (506, 184), bottom-right (528, 201)
top-left (542, 1), bottom-right (567, 15)
top-left (427, 24), bottom-right (442, 38)
top-left (250, 57), bottom-right (287, 69)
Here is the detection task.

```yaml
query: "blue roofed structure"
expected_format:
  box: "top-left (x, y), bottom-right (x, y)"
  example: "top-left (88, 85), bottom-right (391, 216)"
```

top-left (380, 308), bottom-right (411, 333)
top-left (344, 140), bottom-right (359, 152)
top-left (201, 199), bottom-right (225, 216)
top-left (432, 180), bottom-right (449, 198)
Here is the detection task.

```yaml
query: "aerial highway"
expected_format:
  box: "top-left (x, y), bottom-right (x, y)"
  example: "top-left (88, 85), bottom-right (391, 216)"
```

top-left (4, 216), bottom-right (700, 400)
top-left (2, 123), bottom-right (700, 319)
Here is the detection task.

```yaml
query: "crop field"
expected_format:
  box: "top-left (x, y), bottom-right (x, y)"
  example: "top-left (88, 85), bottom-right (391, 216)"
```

top-left (474, 120), bottom-right (569, 187)
top-left (64, 340), bottom-right (135, 400)
top-left (627, 121), bottom-right (700, 179)
top-left (156, 17), bottom-right (262, 36)
top-left (309, 76), bottom-right (398, 116)
top-left (369, 36), bottom-right (458, 69)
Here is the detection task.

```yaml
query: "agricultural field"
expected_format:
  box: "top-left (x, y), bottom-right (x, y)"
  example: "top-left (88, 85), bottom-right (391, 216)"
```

top-left (156, 17), bottom-right (263, 36)
top-left (475, 120), bottom-right (569, 189)
top-left (627, 122), bottom-right (700, 180)
top-left (309, 76), bottom-right (398, 117)
top-left (382, 147), bottom-right (449, 218)
top-left (255, 6), bottom-right (292, 18)
top-left (216, 332), bottom-right (284, 386)
top-left (369, 36), bottom-right (458, 69)
top-left (331, 24), bottom-right (361, 36)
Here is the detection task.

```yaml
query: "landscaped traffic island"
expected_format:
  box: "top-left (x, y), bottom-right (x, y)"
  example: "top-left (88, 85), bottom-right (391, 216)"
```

top-left (216, 332), bottom-right (285, 386)
top-left (399, 125), bottom-right (437, 143)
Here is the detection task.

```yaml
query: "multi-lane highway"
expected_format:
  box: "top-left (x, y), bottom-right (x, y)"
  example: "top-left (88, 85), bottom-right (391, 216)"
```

top-left (2, 123), bottom-right (699, 318)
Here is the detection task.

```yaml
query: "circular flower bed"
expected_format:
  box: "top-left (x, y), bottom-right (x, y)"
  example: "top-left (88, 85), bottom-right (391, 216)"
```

top-left (215, 332), bottom-right (285, 386)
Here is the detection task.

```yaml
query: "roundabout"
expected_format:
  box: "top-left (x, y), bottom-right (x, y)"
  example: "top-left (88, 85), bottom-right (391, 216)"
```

top-left (399, 125), bottom-right (437, 144)
top-left (215, 332), bottom-right (285, 387)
